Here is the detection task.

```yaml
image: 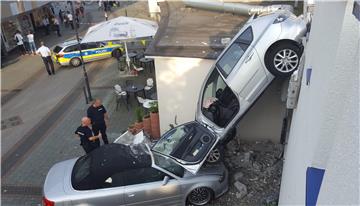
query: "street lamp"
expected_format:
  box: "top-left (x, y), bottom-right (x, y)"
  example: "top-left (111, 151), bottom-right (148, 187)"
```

top-left (68, 1), bottom-right (92, 102)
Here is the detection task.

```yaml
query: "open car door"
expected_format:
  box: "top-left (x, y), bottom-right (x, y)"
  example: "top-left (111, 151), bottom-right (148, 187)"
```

top-left (151, 122), bottom-right (218, 174)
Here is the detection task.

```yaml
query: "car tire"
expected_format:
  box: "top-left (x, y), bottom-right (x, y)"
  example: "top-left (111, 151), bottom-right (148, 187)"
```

top-left (112, 49), bottom-right (122, 59)
top-left (70, 57), bottom-right (82, 67)
top-left (206, 145), bottom-right (224, 164)
top-left (265, 43), bottom-right (301, 77)
top-left (187, 187), bottom-right (213, 206)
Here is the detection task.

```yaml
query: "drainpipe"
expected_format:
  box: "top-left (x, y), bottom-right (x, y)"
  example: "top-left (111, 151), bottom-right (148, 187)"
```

top-left (182, 0), bottom-right (293, 15)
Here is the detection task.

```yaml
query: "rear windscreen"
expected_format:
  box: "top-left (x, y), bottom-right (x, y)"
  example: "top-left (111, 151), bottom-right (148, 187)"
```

top-left (53, 46), bottom-right (63, 53)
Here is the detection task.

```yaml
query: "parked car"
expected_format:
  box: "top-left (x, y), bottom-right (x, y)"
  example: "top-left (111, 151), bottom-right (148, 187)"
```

top-left (151, 9), bottom-right (306, 174)
top-left (43, 143), bottom-right (228, 206)
top-left (52, 40), bottom-right (124, 67)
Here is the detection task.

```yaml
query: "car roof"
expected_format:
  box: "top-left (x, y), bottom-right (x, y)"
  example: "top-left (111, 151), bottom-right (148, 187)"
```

top-left (90, 143), bottom-right (151, 174)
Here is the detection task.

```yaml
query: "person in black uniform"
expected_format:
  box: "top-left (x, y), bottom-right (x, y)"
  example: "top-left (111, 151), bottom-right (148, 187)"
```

top-left (87, 99), bottom-right (109, 144)
top-left (75, 117), bottom-right (101, 154)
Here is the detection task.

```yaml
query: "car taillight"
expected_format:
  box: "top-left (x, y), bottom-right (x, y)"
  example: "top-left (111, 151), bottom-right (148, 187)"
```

top-left (42, 196), bottom-right (54, 206)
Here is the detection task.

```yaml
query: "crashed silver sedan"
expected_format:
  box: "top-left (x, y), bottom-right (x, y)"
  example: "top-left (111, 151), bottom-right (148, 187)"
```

top-left (43, 143), bottom-right (228, 206)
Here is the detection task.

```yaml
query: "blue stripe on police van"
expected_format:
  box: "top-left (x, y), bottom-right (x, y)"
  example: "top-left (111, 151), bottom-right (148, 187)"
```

top-left (63, 47), bottom-right (113, 58)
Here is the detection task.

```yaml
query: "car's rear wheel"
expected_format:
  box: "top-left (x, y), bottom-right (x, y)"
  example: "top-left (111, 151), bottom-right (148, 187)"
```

top-left (70, 57), bottom-right (82, 67)
top-left (187, 187), bottom-right (213, 206)
top-left (265, 43), bottom-right (301, 77)
top-left (206, 145), bottom-right (224, 164)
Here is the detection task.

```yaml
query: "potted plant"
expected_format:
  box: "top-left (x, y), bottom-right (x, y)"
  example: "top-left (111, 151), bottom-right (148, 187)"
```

top-left (143, 112), bottom-right (152, 137)
top-left (149, 101), bottom-right (160, 139)
top-left (134, 107), bottom-right (144, 134)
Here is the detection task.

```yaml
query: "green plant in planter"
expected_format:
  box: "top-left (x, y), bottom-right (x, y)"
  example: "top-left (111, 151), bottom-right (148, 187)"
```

top-left (135, 107), bottom-right (144, 123)
top-left (149, 101), bottom-right (158, 113)
top-left (143, 111), bottom-right (150, 119)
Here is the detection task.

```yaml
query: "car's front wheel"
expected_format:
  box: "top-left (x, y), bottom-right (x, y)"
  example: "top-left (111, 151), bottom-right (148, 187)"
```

top-left (70, 57), bottom-right (82, 67)
top-left (206, 145), bottom-right (224, 164)
top-left (187, 187), bottom-right (213, 206)
top-left (265, 43), bottom-right (301, 77)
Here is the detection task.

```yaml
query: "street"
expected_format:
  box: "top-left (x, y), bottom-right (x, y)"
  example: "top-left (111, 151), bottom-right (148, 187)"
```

top-left (1, 2), bottom-right (152, 205)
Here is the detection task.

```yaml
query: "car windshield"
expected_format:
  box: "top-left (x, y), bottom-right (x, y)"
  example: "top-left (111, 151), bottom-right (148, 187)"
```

top-left (153, 153), bottom-right (185, 177)
top-left (53, 46), bottom-right (63, 53)
top-left (216, 26), bottom-right (253, 77)
top-left (152, 122), bottom-right (216, 164)
top-left (152, 125), bottom-right (189, 156)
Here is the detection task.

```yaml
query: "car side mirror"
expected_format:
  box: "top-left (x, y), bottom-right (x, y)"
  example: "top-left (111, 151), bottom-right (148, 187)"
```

top-left (162, 176), bottom-right (170, 186)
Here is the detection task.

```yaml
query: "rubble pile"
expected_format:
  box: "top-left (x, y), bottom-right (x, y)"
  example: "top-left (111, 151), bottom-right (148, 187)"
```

top-left (210, 139), bottom-right (284, 206)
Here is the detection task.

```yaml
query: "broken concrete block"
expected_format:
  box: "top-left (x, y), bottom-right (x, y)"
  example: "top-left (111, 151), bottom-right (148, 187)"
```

top-left (234, 181), bottom-right (247, 199)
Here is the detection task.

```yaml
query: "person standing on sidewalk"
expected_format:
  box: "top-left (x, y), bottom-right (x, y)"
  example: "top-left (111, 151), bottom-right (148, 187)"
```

top-left (67, 11), bottom-right (74, 30)
top-left (104, 11), bottom-right (108, 21)
top-left (87, 99), bottom-right (109, 145)
top-left (53, 17), bottom-right (62, 37)
top-left (14, 31), bottom-right (26, 55)
top-left (36, 41), bottom-right (55, 76)
top-left (27, 31), bottom-right (36, 55)
top-left (75, 117), bottom-right (101, 154)
top-left (42, 16), bottom-right (50, 35)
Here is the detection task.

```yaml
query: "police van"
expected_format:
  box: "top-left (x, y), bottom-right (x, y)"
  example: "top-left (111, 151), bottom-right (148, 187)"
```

top-left (52, 40), bottom-right (124, 67)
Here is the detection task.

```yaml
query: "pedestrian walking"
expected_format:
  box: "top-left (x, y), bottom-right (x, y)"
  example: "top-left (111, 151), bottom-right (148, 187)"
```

top-left (27, 31), bottom-right (36, 55)
top-left (104, 11), bottom-right (108, 21)
top-left (75, 117), bottom-right (101, 154)
top-left (53, 17), bottom-right (62, 37)
top-left (14, 31), bottom-right (26, 55)
top-left (42, 16), bottom-right (50, 35)
top-left (36, 41), bottom-right (55, 76)
top-left (67, 11), bottom-right (74, 30)
top-left (58, 9), bottom-right (64, 23)
top-left (87, 99), bottom-right (109, 145)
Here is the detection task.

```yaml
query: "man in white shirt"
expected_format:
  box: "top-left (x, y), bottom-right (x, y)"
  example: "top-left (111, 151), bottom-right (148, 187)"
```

top-left (27, 31), bottom-right (36, 55)
top-left (36, 41), bottom-right (55, 76)
top-left (14, 31), bottom-right (26, 55)
top-left (67, 12), bottom-right (74, 30)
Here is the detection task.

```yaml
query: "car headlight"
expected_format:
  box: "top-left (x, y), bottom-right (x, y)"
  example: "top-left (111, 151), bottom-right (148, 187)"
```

top-left (273, 14), bottom-right (289, 24)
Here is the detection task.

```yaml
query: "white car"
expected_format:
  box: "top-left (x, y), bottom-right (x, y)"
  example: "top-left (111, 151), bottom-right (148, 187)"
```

top-left (152, 9), bottom-right (307, 174)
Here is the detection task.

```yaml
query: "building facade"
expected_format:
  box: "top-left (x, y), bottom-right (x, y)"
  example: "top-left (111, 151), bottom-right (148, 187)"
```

top-left (1, 1), bottom-right (53, 54)
top-left (279, 0), bottom-right (359, 204)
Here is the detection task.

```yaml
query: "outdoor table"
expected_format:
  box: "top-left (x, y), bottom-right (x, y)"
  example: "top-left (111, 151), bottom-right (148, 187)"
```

top-left (127, 52), bottom-right (138, 64)
top-left (140, 57), bottom-right (155, 73)
top-left (124, 84), bottom-right (145, 100)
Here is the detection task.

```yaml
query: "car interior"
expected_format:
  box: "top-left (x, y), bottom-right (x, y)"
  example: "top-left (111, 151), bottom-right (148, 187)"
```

top-left (202, 70), bottom-right (240, 128)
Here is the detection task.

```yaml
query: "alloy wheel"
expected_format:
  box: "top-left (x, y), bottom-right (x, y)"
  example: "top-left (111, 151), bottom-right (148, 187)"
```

top-left (273, 49), bottom-right (299, 73)
top-left (188, 187), bottom-right (211, 205)
top-left (206, 148), bottom-right (221, 163)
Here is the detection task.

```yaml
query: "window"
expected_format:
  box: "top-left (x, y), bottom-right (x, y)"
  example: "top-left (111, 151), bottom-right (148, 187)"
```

top-left (153, 153), bottom-right (185, 177)
top-left (53, 46), bottom-right (63, 53)
top-left (118, 168), bottom-right (166, 186)
top-left (64, 45), bottom-right (78, 52)
top-left (201, 69), bottom-right (239, 127)
top-left (216, 27), bottom-right (253, 77)
top-left (86, 43), bottom-right (98, 49)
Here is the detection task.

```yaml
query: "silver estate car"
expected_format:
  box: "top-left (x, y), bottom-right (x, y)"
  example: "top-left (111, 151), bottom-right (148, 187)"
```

top-left (43, 144), bottom-right (228, 206)
top-left (151, 10), bottom-right (306, 174)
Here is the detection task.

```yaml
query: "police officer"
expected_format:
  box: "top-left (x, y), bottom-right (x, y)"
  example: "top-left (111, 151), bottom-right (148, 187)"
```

top-left (87, 99), bottom-right (109, 144)
top-left (75, 117), bottom-right (101, 154)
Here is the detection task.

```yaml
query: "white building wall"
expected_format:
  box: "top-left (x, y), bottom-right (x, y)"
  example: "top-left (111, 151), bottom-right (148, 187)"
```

top-left (279, 1), bottom-right (359, 205)
top-left (154, 57), bottom-right (214, 134)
